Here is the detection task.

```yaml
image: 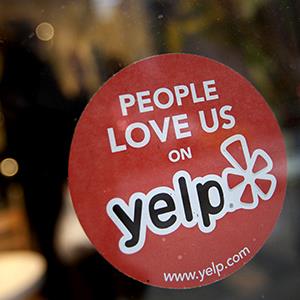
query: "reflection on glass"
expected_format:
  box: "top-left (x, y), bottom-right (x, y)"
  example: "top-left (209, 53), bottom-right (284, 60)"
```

top-left (0, 158), bottom-right (19, 177)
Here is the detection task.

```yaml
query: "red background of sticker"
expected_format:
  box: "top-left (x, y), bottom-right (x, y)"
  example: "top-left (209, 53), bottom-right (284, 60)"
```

top-left (69, 54), bottom-right (286, 288)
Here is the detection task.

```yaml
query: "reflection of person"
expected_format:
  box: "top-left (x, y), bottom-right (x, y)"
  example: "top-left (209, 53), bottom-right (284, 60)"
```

top-left (0, 20), bottom-right (145, 300)
top-left (0, 21), bottom-right (86, 299)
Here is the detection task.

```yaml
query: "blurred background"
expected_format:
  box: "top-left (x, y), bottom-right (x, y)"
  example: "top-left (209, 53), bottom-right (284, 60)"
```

top-left (0, 0), bottom-right (299, 299)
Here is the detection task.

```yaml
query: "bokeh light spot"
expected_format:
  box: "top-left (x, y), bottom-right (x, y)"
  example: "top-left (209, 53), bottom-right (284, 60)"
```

top-left (0, 158), bottom-right (19, 177)
top-left (35, 22), bottom-right (54, 41)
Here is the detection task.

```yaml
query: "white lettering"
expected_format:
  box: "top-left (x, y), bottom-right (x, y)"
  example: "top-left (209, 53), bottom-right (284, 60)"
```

top-left (125, 122), bottom-right (151, 148)
top-left (203, 80), bottom-right (219, 101)
top-left (119, 94), bottom-right (135, 116)
top-left (174, 85), bottom-right (189, 106)
top-left (136, 90), bottom-right (153, 113)
top-left (149, 118), bottom-right (170, 143)
top-left (153, 88), bottom-right (174, 109)
top-left (107, 127), bottom-right (127, 153)
top-left (220, 105), bottom-right (235, 129)
top-left (172, 114), bottom-right (192, 139)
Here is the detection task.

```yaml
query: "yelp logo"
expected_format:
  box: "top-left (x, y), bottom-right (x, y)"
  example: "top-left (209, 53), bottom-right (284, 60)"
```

top-left (106, 134), bottom-right (276, 254)
top-left (221, 135), bottom-right (276, 211)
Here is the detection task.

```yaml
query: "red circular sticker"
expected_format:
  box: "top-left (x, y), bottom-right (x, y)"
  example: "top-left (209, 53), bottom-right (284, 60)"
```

top-left (69, 54), bottom-right (286, 288)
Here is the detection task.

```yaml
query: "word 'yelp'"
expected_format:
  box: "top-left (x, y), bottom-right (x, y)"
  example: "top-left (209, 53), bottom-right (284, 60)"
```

top-left (107, 135), bottom-right (277, 254)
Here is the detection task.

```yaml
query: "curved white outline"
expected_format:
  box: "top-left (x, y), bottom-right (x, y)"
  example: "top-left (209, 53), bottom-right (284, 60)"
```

top-left (221, 134), bottom-right (277, 209)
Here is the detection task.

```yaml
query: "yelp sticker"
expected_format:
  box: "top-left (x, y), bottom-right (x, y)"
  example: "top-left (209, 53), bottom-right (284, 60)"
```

top-left (69, 54), bottom-right (287, 288)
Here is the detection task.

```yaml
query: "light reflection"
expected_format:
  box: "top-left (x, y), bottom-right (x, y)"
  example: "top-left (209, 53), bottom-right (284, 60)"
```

top-left (35, 22), bottom-right (55, 41)
top-left (0, 158), bottom-right (19, 177)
